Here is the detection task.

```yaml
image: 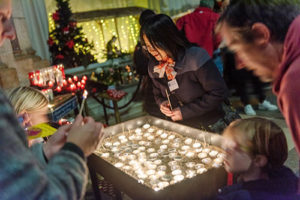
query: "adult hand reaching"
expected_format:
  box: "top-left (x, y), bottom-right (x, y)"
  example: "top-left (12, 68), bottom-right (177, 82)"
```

top-left (43, 124), bottom-right (70, 160)
top-left (67, 115), bottom-right (104, 157)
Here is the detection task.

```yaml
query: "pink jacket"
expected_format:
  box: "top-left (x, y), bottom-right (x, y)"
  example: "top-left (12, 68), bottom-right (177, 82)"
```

top-left (273, 16), bottom-right (300, 154)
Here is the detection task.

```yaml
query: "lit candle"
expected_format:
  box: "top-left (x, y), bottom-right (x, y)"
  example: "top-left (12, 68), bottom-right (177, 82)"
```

top-left (168, 135), bottom-right (175, 140)
top-left (162, 139), bottom-right (170, 144)
top-left (147, 148), bottom-right (155, 153)
top-left (154, 160), bottom-right (162, 165)
top-left (146, 170), bottom-right (155, 176)
top-left (184, 138), bottom-right (193, 145)
top-left (157, 165), bottom-right (167, 171)
top-left (186, 151), bottom-right (195, 158)
top-left (156, 130), bottom-right (163, 135)
top-left (157, 171), bottom-right (166, 177)
top-left (203, 148), bottom-right (211, 153)
top-left (82, 75), bottom-right (87, 81)
top-left (172, 169), bottom-right (182, 176)
top-left (133, 150), bottom-right (140, 154)
top-left (138, 146), bottom-right (145, 151)
top-left (202, 158), bottom-right (212, 164)
top-left (186, 162), bottom-right (195, 168)
top-left (77, 82), bottom-right (81, 88)
top-left (56, 86), bottom-right (62, 92)
top-left (63, 79), bottom-right (67, 86)
top-left (147, 135), bottom-right (155, 140)
top-left (209, 150), bottom-right (218, 157)
top-left (104, 142), bottom-right (112, 147)
top-left (197, 168), bottom-right (207, 174)
top-left (195, 163), bottom-right (205, 169)
top-left (150, 153), bottom-right (159, 158)
top-left (174, 156), bottom-right (182, 161)
top-left (172, 143), bottom-right (180, 148)
top-left (168, 148), bottom-right (176, 153)
top-left (148, 128), bottom-right (155, 133)
top-left (135, 128), bottom-right (142, 134)
top-left (138, 141), bottom-right (146, 146)
top-left (79, 90), bottom-right (88, 115)
top-left (73, 75), bottom-right (78, 82)
top-left (48, 81), bottom-right (54, 88)
top-left (68, 77), bottom-right (73, 84)
top-left (193, 142), bottom-right (201, 148)
top-left (128, 155), bottom-right (136, 160)
top-left (181, 145), bottom-right (190, 150)
top-left (186, 170), bottom-right (196, 178)
top-left (123, 165), bottom-right (132, 170)
top-left (173, 175), bottom-right (184, 182)
top-left (114, 162), bottom-right (124, 168)
top-left (169, 152), bottom-right (177, 159)
top-left (160, 133), bottom-right (168, 139)
top-left (198, 152), bottom-right (207, 159)
top-left (143, 132), bottom-right (150, 138)
top-left (101, 153), bottom-right (110, 158)
top-left (143, 124), bottom-right (150, 129)
top-left (113, 141), bottom-right (120, 146)
top-left (160, 145), bottom-right (167, 150)
top-left (81, 79), bottom-right (86, 85)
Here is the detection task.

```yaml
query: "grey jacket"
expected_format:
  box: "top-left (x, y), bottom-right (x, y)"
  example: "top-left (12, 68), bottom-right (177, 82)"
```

top-left (0, 89), bottom-right (87, 200)
top-left (148, 46), bottom-right (228, 126)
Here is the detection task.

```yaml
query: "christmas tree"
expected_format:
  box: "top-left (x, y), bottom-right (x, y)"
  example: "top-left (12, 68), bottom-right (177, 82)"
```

top-left (47, 0), bottom-right (97, 68)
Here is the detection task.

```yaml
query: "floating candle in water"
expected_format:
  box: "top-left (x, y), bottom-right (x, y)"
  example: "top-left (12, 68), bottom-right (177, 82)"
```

top-left (138, 146), bottom-right (146, 151)
top-left (118, 135), bottom-right (126, 140)
top-left (184, 138), bottom-right (193, 145)
top-left (186, 170), bottom-right (196, 178)
top-left (186, 162), bottom-right (195, 168)
top-left (195, 163), bottom-right (205, 169)
top-left (181, 145), bottom-right (190, 150)
top-left (172, 169), bottom-right (182, 176)
top-left (162, 139), bottom-right (170, 144)
top-left (104, 142), bottom-right (112, 147)
top-left (146, 170), bottom-right (156, 175)
top-left (172, 143), bottom-right (180, 148)
top-left (135, 128), bottom-right (142, 134)
top-left (203, 148), bottom-right (211, 153)
top-left (147, 135), bottom-right (155, 141)
top-left (209, 150), bottom-right (218, 157)
top-left (154, 159), bottom-right (162, 165)
top-left (143, 124), bottom-right (151, 129)
top-left (193, 142), bottom-right (201, 148)
top-left (123, 165), bottom-right (132, 170)
top-left (157, 165), bottom-right (167, 171)
top-left (150, 153), bottom-right (159, 158)
top-left (169, 152), bottom-right (177, 159)
top-left (198, 152), bottom-right (207, 159)
top-left (101, 153), bottom-right (110, 158)
top-left (173, 175), bottom-right (184, 182)
top-left (113, 141), bottom-right (120, 146)
top-left (160, 133), bottom-right (168, 139)
top-left (202, 158), bottom-right (212, 164)
top-left (186, 151), bottom-right (195, 158)
top-left (148, 128), bottom-right (155, 133)
top-left (168, 135), bottom-right (175, 140)
top-left (147, 148), bottom-right (155, 153)
top-left (197, 168), bottom-right (207, 174)
top-left (115, 162), bottom-right (124, 168)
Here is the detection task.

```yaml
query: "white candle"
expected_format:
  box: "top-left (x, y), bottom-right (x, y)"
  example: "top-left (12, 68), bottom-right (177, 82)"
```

top-left (181, 145), bottom-right (190, 150)
top-left (147, 135), bottom-right (155, 141)
top-left (101, 152), bottom-right (110, 158)
top-left (172, 143), bottom-right (180, 148)
top-left (156, 130), bottom-right (163, 135)
top-left (148, 128), bottom-right (155, 133)
top-left (104, 142), bottom-right (112, 147)
top-left (157, 165), bottom-right (167, 171)
top-left (186, 162), bottom-right (195, 168)
top-left (186, 170), bottom-right (196, 178)
top-left (162, 139), bottom-right (170, 144)
top-left (143, 124), bottom-right (151, 129)
top-left (197, 168), bottom-right (207, 174)
top-left (158, 181), bottom-right (169, 188)
top-left (198, 152), bottom-right (207, 159)
top-left (203, 148), bottom-right (211, 153)
top-left (113, 141), bottom-right (120, 146)
top-left (186, 151), bottom-right (195, 158)
top-left (209, 150), bottom-right (219, 157)
top-left (184, 138), bottom-right (193, 145)
top-left (193, 142), bottom-right (201, 148)
top-left (161, 133), bottom-right (168, 139)
top-left (123, 165), bottom-right (131, 170)
top-left (173, 175), bottom-right (184, 182)
top-left (157, 171), bottom-right (166, 177)
top-left (135, 128), bottom-right (142, 134)
top-left (118, 135), bottom-right (126, 140)
top-left (154, 159), bottom-right (162, 165)
top-left (150, 153), bottom-right (159, 158)
top-left (168, 135), bottom-right (175, 140)
top-left (115, 162), bottom-right (124, 168)
top-left (138, 146), bottom-right (146, 151)
top-left (146, 169), bottom-right (156, 175)
top-left (160, 145), bottom-right (168, 150)
top-left (172, 169), bottom-right (182, 176)
top-left (169, 152), bottom-right (177, 159)
top-left (147, 148), bottom-right (155, 153)
top-left (195, 163), bottom-right (204, 169)
top-left (138, 141), bottom-right (146, 146)
top-left (202, 158), bottom-right (212, 164)
top-left (133, 150), bottom-right (140, 154)
top-left (143, 132), bottom-right (150, 138)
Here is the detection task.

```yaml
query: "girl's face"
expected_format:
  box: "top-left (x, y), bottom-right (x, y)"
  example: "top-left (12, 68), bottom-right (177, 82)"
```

top-left (222, 131), bottom-right (253, 174)
top-left (26, 106), bottom-right (49, 126)
top-left (143, 34), bottom-right (168, 61)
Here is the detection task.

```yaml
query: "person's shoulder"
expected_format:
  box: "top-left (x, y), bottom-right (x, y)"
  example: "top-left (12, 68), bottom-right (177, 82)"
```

top-left (216, 184), bottom-right (252, 200)
top-left (185, 46), bottom-right (211, 67)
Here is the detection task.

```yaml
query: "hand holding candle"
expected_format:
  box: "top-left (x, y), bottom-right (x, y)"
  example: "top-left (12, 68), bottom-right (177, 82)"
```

top-left (79, 90), bottom-right (88, 116)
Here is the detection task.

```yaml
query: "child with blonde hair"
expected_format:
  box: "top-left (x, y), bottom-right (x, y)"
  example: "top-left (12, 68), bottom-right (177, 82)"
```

top-left (217, 117), bottom-right (299, 200)
top-left (8, 86), bottom-right (49, 127)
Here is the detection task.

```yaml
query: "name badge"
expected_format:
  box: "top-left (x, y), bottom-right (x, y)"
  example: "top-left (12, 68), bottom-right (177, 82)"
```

top-left (168, 79), bottom-right (179, 92)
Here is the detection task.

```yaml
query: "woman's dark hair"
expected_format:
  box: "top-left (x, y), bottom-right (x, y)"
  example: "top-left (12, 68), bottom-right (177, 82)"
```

top-left (139, 9), bottom-right (155, 26)
top-left (140, 14), bottom-right (191, 61)
top-left (218, 0), bottom-right (300, 43)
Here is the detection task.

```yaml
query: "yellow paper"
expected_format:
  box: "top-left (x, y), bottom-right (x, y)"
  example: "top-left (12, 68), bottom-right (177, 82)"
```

top-left (27, 123), bottom-right (57, 139)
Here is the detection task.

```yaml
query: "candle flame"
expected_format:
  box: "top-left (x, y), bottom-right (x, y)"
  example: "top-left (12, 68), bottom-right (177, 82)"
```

top-left (83, 90), bottom-right (88, 99)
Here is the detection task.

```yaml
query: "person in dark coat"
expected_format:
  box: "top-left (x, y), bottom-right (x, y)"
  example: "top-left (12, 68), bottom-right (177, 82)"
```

top-left (217, 118), bottom-right (299, 200)
top-left (140, 14), bottom-right (229, 131)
